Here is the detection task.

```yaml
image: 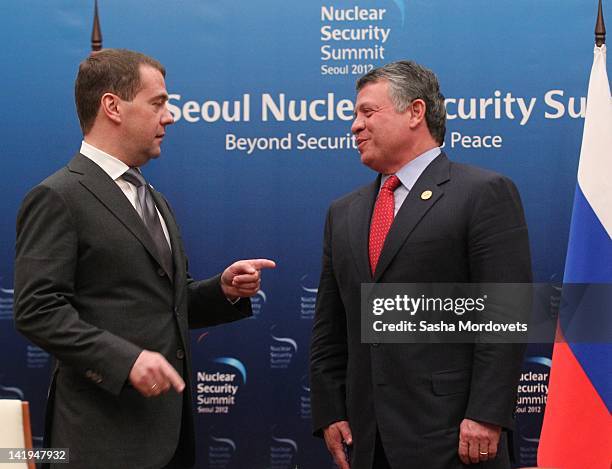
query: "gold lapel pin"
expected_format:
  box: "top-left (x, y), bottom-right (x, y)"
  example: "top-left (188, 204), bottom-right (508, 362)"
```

top-left (421, 190), bottom-right (433, 200)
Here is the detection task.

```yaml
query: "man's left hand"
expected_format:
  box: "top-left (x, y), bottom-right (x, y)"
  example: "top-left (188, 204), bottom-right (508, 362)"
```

top-left (220, 259), bottom-right (276, 300)
top-left (458, 418), bottom-right (501, 465)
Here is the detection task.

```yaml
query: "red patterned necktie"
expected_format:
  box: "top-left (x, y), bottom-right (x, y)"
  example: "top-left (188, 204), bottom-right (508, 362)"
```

top-left (369, 175), bottom-right (401, 275)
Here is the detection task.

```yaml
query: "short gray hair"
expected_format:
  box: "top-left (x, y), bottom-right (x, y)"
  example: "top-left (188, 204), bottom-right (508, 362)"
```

top-left (356, 61), bottom-right (446, 144)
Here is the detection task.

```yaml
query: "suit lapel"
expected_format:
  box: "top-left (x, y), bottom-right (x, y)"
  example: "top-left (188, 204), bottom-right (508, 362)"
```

top-left (68, 153), bottom-right (169, 280)
top-left (149, 189), bottom-right (190, 348)
top-left (348, 177), bottom-right (380, 282)
top-left (373, 153), bottom-right (451, 281)
top-left (149, 189), bottom-right (186, 301)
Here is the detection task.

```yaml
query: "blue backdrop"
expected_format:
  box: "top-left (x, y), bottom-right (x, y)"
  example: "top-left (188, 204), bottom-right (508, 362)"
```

top-left (0, 0), bottom-right (601, 467)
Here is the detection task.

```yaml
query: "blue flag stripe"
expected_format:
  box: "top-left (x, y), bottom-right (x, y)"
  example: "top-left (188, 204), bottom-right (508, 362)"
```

top-left (563, 184), bottom-right (612, 411)
top-left (564, 185), bottom-right (612, 283)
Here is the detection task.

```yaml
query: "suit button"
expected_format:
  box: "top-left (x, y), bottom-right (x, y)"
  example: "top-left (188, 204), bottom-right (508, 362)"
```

top-left (176, 349), bottom-right (185, 360)
top-left (372, 343), bottom-right (380, 347)
top-left (157, 268), bottom-right (166, 276)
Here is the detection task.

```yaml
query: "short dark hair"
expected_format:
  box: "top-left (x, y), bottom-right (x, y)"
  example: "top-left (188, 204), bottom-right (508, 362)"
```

top-left (74, 48), bottom-right (165, 134)
top-left (356, 61), bottom-right (446, 145)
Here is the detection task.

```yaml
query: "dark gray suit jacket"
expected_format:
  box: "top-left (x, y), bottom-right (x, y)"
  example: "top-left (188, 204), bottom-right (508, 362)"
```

top-left (310, 153), bottom-right (532, 469)
top-left (14, 153), bottom-right (250, 469)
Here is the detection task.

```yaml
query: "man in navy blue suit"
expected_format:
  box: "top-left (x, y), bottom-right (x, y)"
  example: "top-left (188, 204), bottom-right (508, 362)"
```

top-left (310, 61), bottom-right (531, 469)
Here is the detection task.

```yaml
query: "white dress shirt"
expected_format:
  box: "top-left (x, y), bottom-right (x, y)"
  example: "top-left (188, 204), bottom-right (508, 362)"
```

top-left (79, 141), bottom-right (172, 249)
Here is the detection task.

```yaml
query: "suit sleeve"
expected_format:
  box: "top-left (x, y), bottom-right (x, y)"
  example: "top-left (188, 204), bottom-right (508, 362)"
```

top-left (310, 207), bottom-right (349, 436)
top-left (186, 273), bottom-right (252, 329)
top-left (464, 175), bottom-right (532, 429)
top-left (154, 193), bottom-right (252, 329)
top-left (14, 185), bottom-right (142, 396)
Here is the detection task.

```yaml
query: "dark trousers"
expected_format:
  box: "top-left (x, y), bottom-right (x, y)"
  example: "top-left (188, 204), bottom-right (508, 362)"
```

top-left (162, 399), bottom-right (191, 469)
top-left (373, 430), bottom-right (391, 469)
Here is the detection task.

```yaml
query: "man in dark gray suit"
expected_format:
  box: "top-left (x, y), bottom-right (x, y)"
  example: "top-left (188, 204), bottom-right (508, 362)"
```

top-left (14, 49), bottom-right (274, 468)
top-left (310, 61), bottom-right (531, 468)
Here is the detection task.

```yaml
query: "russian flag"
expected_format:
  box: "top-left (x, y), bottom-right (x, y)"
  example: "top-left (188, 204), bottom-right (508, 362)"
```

top-left (537, 45), bottom-right (612, 468)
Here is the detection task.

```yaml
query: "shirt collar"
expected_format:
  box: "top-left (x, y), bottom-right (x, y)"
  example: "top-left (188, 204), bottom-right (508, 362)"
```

top-left (80, 140), bottom-right (130, 181)
top-left (381, 147), bottom-right (441, 191)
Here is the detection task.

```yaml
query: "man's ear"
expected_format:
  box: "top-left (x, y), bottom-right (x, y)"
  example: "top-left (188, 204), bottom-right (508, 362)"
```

top-left (100, 93), bottom-right (122, 124)
top-left (407, 98), bottom-right (427, 129)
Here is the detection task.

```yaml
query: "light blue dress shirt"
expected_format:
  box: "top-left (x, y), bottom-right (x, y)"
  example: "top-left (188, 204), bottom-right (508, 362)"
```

top-left (379, 147), bottom-right (441, 216)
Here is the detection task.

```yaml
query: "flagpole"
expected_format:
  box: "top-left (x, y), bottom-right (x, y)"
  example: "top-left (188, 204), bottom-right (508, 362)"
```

top-left (91, 0), bottom-right (103, 54)
top-left (595, 0), bottom-right (606, 46)
top-left (538, 1), bottom-right (611, 468)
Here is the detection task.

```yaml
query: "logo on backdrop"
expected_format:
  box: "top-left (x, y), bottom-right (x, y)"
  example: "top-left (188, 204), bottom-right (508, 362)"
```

top-left (207, 434), bottom-right (236, 469)
top-left (516, 356), bottom-right (550, 412)
top-left (392, 0), bottom-right (406, 25)
top-left (249, 289), bottom-right (267, 319)
top-left (300, 275), bottom-right (317, 320)
top-left (0, 384), bottom-right (25, 400)
top-left (0, 286), bottom-right (14, 321)
top-left (515, 355), bottom-right (552, 466)
top-left (270, 429), bottom-right (298, 469)
top-left (196, 331), bottom-right (210, 343)
top-left (299, 374), bottom-right (312, 420)
top-left (196, 357), bottom-right (246, 415)
top-left (270, 326), bottom-right (298, 369)
top-left (319, 2), bottom-right (406, 77)
top-left (27, 345), bottom-right (50, 369)
top-left (168, 88), bottom-right (587, 155)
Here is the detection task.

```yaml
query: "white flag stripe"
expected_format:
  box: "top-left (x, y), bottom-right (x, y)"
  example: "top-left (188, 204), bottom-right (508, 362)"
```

top-left (577, 45), bottom-right (612, 239)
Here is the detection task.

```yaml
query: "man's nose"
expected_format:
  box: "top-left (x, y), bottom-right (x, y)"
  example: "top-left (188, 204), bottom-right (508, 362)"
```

top-left (162, 107), bottom-right (174, 126)
top-left (351, 115), bottom-right (364, 134)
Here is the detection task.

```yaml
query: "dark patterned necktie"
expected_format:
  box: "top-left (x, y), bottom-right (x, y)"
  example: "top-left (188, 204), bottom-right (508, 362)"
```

top-left (369, 175), bottom-right (401, 275)
top-left (122, 168), bottom-right (173, 277)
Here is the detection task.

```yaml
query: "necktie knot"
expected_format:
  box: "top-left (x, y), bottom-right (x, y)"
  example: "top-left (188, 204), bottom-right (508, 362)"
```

top-left (382, 175), bottom-right (401, 192)
top-left (122, 168), bottom-right (146, 188)
top-left (121, 167), bottom-right (173, 278)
